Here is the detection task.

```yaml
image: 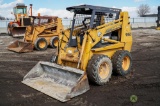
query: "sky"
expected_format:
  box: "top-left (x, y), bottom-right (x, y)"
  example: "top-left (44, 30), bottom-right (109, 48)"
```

top-left (0, 0), bottom-right (159, 18)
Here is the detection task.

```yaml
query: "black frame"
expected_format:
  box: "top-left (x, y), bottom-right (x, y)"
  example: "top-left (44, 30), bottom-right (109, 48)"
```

top-left (66, 5), bottom-right (121, 47)
top-left (67, 5), bottom-right (121, 28)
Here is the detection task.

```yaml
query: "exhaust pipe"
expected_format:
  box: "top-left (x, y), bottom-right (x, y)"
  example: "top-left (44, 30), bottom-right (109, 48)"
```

top-left (30, 4), bottom-right (33, 16)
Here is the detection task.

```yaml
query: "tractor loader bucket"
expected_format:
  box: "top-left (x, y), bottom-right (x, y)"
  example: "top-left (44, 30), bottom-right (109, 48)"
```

top-left (22, 61), bottom-right (90, 102)
top-left (8, 40), bottom-right (34, 53)
top-left (12, 27), bottom-right (26, 37)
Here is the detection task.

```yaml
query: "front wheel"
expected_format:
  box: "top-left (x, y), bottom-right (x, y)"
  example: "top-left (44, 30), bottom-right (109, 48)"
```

top-left (112, 50), bottom-right (132, 76)
top-left (87, 55), bottom-right (112, 85)
top-left (34, 38), bottom-right (48, 51)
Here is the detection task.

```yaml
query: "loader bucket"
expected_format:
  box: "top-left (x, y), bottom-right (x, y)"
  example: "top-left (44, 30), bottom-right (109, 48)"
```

top-left (8, 40), bottom-right (34, 53)
top-left (12, 27), bottom-right (26, 37)
top-left (22, 61), bottom-right (90, 102)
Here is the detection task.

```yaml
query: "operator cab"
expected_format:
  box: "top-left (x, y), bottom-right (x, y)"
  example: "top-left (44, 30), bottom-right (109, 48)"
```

top-left (13, 3), bottom-right (27, 14)
top-left (13, 3), bottom-right (28, 23)
top-left (66, 5), bottom-right (121, 47)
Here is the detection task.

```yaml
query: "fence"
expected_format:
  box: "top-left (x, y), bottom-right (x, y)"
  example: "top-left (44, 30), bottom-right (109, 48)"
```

top-left (63, 17), bottom-right (158, 29)
top-left (130, 17), bottom-right (157, 28)
top-left (0, 17), bottom-right (158, 33)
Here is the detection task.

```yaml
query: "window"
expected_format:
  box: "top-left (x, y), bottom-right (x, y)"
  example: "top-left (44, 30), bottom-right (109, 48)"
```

top-left (14, 7), bottom-right (27, 14)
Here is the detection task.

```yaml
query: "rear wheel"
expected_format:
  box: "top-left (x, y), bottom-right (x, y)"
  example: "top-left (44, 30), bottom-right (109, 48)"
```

top-left (34, 38), bottom-right (48, 51)
top-left (50, 36), bottom-right (59, 48)
top-left (112, 50), bottom-right (132, 76)
top-left (87, 55), bottom-right (112, 85)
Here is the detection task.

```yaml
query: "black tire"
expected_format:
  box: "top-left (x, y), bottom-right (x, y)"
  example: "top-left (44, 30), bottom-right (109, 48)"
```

top-left (112, 50), bottom-right (132, 76)
top-left (87, 55), bottom-right (112, 85)
top-left (8, 23), bottom-right (19, 36)
top-left (34, 38), bottom-right (48, 51)
top-left (7, 23), bottom-right (12, 36)
top-left (50, 36), bottom-right (59, 48)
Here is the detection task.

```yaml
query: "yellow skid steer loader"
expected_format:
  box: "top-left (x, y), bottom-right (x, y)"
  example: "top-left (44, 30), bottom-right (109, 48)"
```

top-left (22, 5), bottom-right (133, 102)
top-left (8, 16), bottom-right (63, 52)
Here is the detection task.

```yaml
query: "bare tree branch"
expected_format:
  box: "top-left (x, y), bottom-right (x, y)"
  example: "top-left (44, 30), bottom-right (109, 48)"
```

top-left (137, 4), bottom-right (150, 17)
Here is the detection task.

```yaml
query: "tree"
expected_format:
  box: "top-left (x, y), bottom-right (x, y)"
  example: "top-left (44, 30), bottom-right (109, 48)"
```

top-left (137, 4), bottom-right (150, 17)
top-left (0, 15), bottom-right (5, 20)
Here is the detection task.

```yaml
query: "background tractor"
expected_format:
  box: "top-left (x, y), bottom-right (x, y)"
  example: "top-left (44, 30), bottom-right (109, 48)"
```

top-left (8, 16), bottom-right (63, 52)
top-left (7, 3), bottom-right (33, 37)
top-left (22, 5), bottom-right (133, 102)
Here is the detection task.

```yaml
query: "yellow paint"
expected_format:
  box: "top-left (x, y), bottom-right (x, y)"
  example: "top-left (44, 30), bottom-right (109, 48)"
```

top-left (156, 27), bottom-right (160, 30)
top-left (122, 56), bottom-right (130, 71)
top-left (99, 62), bottom-right (110, 79)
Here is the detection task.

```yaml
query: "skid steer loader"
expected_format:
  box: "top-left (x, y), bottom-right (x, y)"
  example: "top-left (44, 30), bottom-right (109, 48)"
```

top-left (22, 5), bottom-right (132, 102)
top-left (8, 16), bottom-right (63, 53)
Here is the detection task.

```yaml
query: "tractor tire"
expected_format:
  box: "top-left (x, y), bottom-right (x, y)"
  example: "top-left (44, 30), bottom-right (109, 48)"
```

top-left (7, 23), bottom-right (12, 36)
top-left (50, 36), bottom-right (59, 48)
top-left (87, 55), bottom-right (112, 85)
top-left (8, 23), bottom-right (19, 37)
top-left (34, 38), bottom-right (48, 51)
top-left (112, 50), bottom-right (132, 76)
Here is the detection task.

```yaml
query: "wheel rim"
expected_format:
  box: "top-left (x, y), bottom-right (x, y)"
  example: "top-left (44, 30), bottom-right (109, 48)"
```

top-left (53, 39), bottom-right (58, 47)
top-left (122, 56), bottom-right (130, 71)
top-left (98, 62), bottom-right (110, 79)
top-left (39, 40), bottom-right (46, 49)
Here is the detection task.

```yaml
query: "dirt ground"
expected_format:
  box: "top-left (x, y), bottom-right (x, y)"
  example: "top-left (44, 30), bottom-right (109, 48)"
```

top-left (0, 29), bottom-right (160, 106)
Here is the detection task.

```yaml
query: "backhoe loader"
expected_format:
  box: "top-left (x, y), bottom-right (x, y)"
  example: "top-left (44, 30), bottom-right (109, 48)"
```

top-left (8, 16), bottom-right (63, 52)
top-left (22, 5), bottom-right (132, 102)
top-left (7, 3), bottom-right (33, 37)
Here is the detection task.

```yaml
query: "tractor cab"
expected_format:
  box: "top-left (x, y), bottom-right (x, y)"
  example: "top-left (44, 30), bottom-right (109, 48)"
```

top-left (13, 3), bottom-right (28, 21)
top-left (66, 5), bottom-right (121, 47)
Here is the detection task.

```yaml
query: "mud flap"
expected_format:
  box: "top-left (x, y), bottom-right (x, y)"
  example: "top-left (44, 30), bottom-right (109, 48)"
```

top-left (22, 61), bottom-right (90, 102)
top-left (12, 27), bottom-right (26, 37)
top-left (8, 40), bottom-right (34, 53)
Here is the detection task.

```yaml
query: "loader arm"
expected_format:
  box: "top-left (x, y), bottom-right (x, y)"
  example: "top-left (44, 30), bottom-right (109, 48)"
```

top-left (89, 18), bottom-right (123, 47)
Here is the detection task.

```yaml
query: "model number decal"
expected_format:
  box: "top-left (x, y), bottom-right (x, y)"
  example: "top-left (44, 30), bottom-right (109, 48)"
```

top-left (126, 33), bottom-right (131, 36)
